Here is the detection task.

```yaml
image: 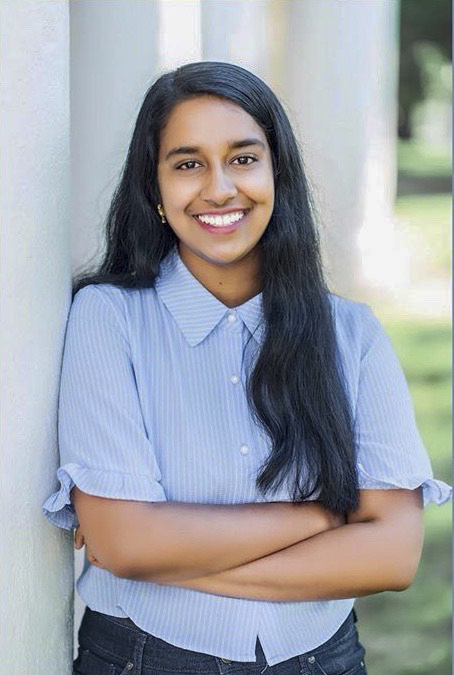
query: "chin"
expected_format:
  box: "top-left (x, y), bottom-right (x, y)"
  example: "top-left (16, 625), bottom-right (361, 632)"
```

top-left (203, 249), bottom-right (256, 266)
top-left (178, 237), bottom-right (262, 270)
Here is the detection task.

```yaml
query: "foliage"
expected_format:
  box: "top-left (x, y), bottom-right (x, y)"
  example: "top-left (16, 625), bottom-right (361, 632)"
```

top-left (400, 0), bottom-right (452, 61)
top-left (398, 0), bottom-right (452, 138)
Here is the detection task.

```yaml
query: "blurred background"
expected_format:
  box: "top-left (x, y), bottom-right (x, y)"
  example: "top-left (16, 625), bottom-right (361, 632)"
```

top-left (356, 1), bottom-right (452, 673)
top-left (69, 0), bottom-right (451, 672)
top-left (2, 1), bottom-right (449, 672)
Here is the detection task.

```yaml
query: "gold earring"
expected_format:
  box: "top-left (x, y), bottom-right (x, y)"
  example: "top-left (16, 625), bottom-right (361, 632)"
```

top-left (157, 204), bottom-right (167, 224)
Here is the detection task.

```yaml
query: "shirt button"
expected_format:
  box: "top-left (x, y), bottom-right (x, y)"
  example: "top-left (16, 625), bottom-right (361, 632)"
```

top-left (308, 656), bottom-right (316, 664)
top-left (227, 313), bottom-right (237, 324)
top-left (230, 374), bottom-right (240, 384)
top-left (240, 444), bottom-right (250, 455)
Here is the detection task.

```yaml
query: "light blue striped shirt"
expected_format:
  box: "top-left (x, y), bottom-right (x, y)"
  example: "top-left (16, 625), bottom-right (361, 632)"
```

top-left (42, 245), bottom-right (451, 666)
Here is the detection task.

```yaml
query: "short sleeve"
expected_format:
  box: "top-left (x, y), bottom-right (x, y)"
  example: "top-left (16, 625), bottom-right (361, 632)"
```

top-left (355, 306), bottom-right (451, 509)
top-left (42, 285), bottom-right (167, 531)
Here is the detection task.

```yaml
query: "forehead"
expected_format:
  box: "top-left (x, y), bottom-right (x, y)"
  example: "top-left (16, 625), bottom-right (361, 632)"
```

top-left (159, 96), bottom-right (268, 151)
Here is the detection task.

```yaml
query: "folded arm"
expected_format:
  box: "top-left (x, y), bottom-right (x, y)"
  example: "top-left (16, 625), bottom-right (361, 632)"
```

top-left (153, 488), bottom-right (425, 601)
top-left (72, 487), bottom-right (343, 581)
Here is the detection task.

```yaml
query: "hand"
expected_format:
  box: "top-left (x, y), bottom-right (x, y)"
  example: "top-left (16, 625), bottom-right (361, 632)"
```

top-left (74, 526), bottom-right (107, 570)
top-left (292, 500), bottom-right (346, 536)
top-left (324, 506), bottom-right (347, 530)
top-left (73, 526), bottom-right (85, 550)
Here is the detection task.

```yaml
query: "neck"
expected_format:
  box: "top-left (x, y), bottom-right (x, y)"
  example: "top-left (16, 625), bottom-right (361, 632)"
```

top-left (179, 245), bottom-right (262, 308)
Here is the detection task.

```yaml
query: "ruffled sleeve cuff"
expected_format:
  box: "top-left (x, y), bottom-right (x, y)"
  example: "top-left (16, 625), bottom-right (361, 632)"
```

top-left (357, 462), bottom-right (452, 509)
top-left (42, 463), bottom-right (167, 531)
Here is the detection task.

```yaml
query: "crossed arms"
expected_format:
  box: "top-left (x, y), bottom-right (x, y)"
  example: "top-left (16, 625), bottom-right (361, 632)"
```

top-left (72, 486), bottom-right (424, 602)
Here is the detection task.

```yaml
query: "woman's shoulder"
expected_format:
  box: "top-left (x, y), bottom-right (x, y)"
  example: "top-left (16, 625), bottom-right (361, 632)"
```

top-left (73, 281), bottom-right (141, 304)
top-left (70, 282), bottom-right (158, 330)
top-left (328, 293), bottom-right (383, 358)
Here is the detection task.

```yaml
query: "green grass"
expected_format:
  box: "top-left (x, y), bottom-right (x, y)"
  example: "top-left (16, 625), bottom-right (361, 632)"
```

top-left (398, 141), bottom-right (452, 178)
top-left (394, 194), bottom-right (451, 274)
top-left (395, 139), bottom-right (451, 277)
top-left (356, 321), bottom-right (452, 674)
top-left (395, 194), bottom-right (451, 229)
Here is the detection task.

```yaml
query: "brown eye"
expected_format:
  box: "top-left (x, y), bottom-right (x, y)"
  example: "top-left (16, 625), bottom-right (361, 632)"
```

top-left (176, 160), bottom-right (202, 170)
top-left (232, 156), bottom-right (257, 166)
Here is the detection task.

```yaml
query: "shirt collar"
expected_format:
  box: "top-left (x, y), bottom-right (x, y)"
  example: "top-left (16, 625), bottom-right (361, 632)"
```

top-left (155, 246), bottom-right (264, 347)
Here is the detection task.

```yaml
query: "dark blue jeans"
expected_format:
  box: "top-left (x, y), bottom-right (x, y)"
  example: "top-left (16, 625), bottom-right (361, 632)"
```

top-left (73, 606), bottom-right (367, 675)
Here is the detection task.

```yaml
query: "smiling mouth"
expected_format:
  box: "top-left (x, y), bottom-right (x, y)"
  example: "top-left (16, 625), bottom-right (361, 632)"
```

top-left (193, 210), bottom-right (249, 228)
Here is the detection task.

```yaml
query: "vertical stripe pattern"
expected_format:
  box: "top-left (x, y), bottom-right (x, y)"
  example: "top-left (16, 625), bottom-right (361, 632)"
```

top-left (42, 245), bottom-right (451, 666)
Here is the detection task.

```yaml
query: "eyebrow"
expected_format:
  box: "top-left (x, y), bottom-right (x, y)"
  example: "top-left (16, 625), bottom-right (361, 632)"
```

top-left (164, 138), bottom-right (266, 161)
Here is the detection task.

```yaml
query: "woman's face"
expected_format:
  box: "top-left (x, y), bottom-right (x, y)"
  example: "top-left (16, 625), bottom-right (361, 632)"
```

top-left (157, 95), bottom-right (275, 272)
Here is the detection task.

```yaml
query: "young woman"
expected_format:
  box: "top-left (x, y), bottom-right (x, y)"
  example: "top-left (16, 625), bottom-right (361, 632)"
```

top-left (43, 61), bottom-right (451, 675)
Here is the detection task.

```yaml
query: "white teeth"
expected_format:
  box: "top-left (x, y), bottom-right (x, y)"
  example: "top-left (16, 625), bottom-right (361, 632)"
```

top-left (196, 210), bottom-right (247, 227)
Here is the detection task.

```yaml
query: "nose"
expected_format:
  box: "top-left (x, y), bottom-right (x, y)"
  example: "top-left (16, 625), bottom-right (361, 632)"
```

top-left (199, 165), bottom-right (238, 206)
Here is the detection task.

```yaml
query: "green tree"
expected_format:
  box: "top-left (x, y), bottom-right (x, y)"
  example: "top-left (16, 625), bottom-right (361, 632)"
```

top-left (399, 0), bottom-right (452, 138)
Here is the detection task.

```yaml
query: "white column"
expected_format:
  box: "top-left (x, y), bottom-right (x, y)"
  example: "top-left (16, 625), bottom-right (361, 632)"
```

top-left (158, 0), bottom-right (201, 71)
top-left (201, 0), bottom-right (274, 82)
top-left (0, 2), bottom-right (71, 673)
top-left (279, 0), bottom-right (399, 297)
top-left (70, 0), bottom-right (161, 648)
top-left (70, 0), bottom-right (160, 276)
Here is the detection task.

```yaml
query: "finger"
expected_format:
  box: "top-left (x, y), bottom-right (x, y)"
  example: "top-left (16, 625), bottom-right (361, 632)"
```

top-left (74, 528), bottom-right (85, 549)
top-left (86, 546), bottom-right (96, 562)
top-left (87, 549), bottom-right (104, 569)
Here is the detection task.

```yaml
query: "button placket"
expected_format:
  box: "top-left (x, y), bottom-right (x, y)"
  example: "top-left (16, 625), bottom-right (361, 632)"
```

top-left (227, 312), bottom-right (238, 325)
top-left (225, 314), bottom-right (253, 461)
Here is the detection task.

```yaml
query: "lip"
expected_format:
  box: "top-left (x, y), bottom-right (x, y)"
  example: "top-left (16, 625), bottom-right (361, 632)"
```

top-left (192, 209), bottom-right (250, 234)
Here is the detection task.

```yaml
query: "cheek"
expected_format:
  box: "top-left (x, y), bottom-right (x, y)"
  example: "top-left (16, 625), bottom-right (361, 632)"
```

top-left (161, 178), bottom-right (196, 212)
top-left (243, 166), bottom-right (274, 203)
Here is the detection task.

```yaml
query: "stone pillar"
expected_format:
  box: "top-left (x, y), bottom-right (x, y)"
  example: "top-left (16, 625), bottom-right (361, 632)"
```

top-left (70, 0), bottom-right (160, 649)
top-left (277, 0), bottom-right (400, 297)
top-left (70, 0), bottom-right (160, 277)
top-left (0, 2), bottom-right (72, 673)
top-left (159, 0), bottom-right (201, 71)
top-left (201, 0), bottom-right (274, 81)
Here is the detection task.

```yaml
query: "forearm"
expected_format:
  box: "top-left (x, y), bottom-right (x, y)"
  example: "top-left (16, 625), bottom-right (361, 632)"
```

top-left (157, 517), bottom-right (424, 601)
top-left (113, 499), bottom-right (340, 581)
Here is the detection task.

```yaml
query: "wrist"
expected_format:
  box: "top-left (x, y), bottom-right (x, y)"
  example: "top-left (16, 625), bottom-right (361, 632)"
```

top-left (295, 501), bottom-right (342, 539)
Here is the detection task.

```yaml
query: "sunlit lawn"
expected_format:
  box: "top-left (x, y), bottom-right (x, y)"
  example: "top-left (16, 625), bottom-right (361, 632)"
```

top-left (397, 141), bottom-right (452, 178)
top-left (395, 194), bottom-right (451, 275)
top-left (357, 321), bottom-right (452, 674)
top-left (396, 140), bottom-right (451, 277)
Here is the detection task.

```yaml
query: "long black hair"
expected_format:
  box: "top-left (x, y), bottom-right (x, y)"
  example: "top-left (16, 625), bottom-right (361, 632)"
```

top-left (73, 61), bottom-right (359, 515)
